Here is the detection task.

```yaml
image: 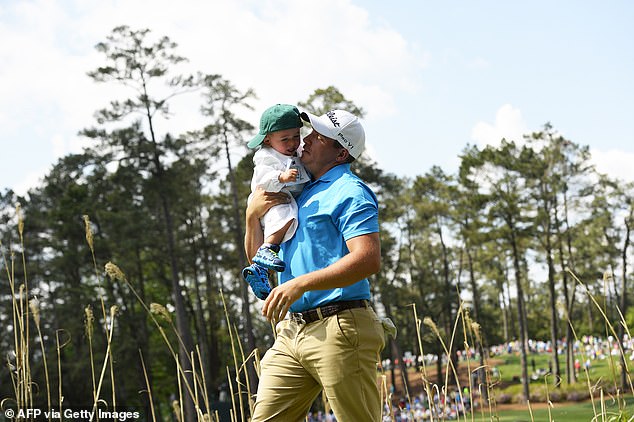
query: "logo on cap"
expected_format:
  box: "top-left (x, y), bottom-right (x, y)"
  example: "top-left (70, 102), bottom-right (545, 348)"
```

top-left (326, 111), bottom-right (340, 128)
top-left (337, 133), bottom-right (354, 151)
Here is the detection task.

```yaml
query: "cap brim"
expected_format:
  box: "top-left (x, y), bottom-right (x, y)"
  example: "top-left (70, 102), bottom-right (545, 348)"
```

top-left (299, 111), bottom-right (337, 140)
top-left (247, 133), bottom-right (265, 149)
top-left (299, 110), bottom-right (314, 124)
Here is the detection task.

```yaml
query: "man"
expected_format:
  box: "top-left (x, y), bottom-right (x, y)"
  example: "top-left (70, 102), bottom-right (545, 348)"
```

top-left (244, 109), bottom-right (386, 421)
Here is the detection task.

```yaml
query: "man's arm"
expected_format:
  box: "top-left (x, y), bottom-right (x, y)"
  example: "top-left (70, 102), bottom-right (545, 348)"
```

top-left (262, 232), bottom-right (381, 321)
top-left (244, 211), bottom-right (263, 264)
top-left (244, 187), bottom-right (290, 261)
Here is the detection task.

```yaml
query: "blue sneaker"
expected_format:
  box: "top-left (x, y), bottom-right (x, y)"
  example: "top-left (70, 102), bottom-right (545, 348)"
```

top-left (252, 244), bottom-right (286, 272)
top-left (242, 264), bottom-right (272, 300)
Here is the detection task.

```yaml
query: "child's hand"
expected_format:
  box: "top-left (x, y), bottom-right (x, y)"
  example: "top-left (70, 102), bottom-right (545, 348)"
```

top-left (278, 169), bottom-right (298, 183)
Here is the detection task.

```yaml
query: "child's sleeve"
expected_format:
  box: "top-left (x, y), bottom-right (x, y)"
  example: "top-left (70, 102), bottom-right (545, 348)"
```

top-left (253, 153), bottom-right (286, 192)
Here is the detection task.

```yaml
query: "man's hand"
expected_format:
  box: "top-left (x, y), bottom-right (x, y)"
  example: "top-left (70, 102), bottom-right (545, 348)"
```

top-left (244, 187), bottom-right (290, 261)
top-left (278, 169), bottom-right (298, 184)
top-left (247, 187), bottom-right (290, 219)
top-left (260, 233), bottom-right (381, 322)
top-left (262, 279), bottom-right (305, 322)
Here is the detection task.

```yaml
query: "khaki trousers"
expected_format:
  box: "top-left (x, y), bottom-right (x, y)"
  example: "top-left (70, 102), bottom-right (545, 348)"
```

top-left (251, 306), bottom-right (386, 422)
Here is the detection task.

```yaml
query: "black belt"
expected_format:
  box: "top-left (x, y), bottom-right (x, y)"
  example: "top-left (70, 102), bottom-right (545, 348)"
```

top-left (290, 299), bottom-right (369, 324)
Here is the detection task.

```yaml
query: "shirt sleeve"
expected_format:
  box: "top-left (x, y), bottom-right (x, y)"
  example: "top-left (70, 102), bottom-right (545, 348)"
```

top-left (335, 182), bottom-right (379, 240)
top-left (252, 150), bottom-right (286, 192)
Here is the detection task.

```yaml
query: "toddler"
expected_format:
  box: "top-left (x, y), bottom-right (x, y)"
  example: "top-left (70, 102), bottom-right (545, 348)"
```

top-left (242, 104), bottom-right (309, 299)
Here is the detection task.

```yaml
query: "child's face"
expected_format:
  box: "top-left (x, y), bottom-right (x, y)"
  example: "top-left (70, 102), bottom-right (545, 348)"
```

top-left (263, 128), bottom-right (301, 156)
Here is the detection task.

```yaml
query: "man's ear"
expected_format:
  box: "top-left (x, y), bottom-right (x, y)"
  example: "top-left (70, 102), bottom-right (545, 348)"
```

top-left (335, 148), bottom-right (350, 163)
top-left (262, 136), bottom-right (270, 146)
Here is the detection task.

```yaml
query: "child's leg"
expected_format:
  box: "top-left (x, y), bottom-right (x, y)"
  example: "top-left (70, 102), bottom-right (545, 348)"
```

top-left (264, 219), bottom-right (294, 246)
top-left (254, 219), bottom-right (295, 272)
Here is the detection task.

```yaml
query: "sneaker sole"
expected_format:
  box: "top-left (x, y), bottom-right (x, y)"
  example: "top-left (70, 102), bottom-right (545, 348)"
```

top-left (252, 257), bottom-right (286, 272)
top-left (242, 267), bottom-right (271, 300)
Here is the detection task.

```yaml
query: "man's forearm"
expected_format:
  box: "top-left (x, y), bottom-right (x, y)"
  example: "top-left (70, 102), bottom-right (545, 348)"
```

top-left (290, 233), bottom-right (381, 292)
top-left (243, 188), bottom-right (290, 262)
top-left (244, 210), bottom-right (264, 262)
top-left (261, 232), bottom-right (381, 321)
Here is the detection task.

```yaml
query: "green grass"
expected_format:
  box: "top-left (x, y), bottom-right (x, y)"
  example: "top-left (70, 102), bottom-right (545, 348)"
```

top-left (490, 352), bottom-right (633, 385)
top-left (494, 396), bottom-right (634, 421)
top-left (6, 210), bottom-right (634, 421)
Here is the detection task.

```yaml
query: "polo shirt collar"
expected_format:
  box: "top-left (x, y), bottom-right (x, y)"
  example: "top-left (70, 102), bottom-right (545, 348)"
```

top-left (310, 163), bottom-right (351, 185)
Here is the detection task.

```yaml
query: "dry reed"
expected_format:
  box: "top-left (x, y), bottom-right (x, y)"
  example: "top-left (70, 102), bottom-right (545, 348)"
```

top-left (2, 208), bottom-right (633, 422)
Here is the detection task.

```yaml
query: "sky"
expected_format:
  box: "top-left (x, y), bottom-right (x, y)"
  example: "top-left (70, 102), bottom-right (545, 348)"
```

top-left (1, 0), bottom-right (633, 196)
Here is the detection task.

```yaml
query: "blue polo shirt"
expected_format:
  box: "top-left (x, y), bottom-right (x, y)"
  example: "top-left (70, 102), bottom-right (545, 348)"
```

top-left (280, 164), bottom-right (379, 312)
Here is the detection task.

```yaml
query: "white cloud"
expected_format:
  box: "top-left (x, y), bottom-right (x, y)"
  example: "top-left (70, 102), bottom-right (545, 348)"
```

top-left (13, 169), bottom-right (47, 197)
top-left (590, 148), bottom-right (634, 182)
top-left (51, 133), bottom-right (91, 159)
top-left (352, 85), bottom-right (396, 118)
top-left (471, 104), bottom-right (527, 148)
top-left (470, 106), bottom-right (633, 184)
top-left (51, 135), bottom-right (66, 159)
top-left (1, 0), bottom-right (424, 192)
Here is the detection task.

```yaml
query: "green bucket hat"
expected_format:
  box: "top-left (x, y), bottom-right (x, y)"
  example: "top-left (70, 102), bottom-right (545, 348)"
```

top-left (248, 104), bottom-right (303, 149)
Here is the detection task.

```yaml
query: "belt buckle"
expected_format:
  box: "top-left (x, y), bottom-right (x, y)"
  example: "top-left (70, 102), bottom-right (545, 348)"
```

top-left (290, 312), bottom-right (305, 325)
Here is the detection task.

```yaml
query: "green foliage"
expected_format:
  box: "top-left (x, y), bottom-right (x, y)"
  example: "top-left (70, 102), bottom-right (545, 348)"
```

top-left (626, 307), bottom-right (634, 329)
top-left (298, 85), bottom-right (365, 117)
top-left (2, 26), bottom-right (634, 421)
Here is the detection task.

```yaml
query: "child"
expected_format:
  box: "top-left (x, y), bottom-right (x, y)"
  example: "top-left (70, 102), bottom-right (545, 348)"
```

top-left (242, 104), bottom-right (309, 299)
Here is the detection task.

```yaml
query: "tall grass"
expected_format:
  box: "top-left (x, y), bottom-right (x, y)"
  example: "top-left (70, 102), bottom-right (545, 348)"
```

top-left (2, 204), bottom-right (35, 413)
top-left (0, 210), bottom-right (250, 421)
top-left (1, 208), bottom-right (633, 421)
top-left (378, 286), bottom-right (634, 421)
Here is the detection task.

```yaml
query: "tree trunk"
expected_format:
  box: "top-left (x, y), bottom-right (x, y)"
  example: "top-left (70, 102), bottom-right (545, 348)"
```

top-left (503, 262), bottom-right (516, 341)
top-left (389, 339), bottom-right (397, 394)
top-left (155, 162), bottom-right (196, 418)
top-left (436, 350), bottom-right (444, 386)
top-left (383, 302), bottom-right (410, 395)
top-left (222, 129), bottom-right (259, 395)
top-left (467, 249), bottom-right (488, 401)
top-left (190, 238), bottom-right (213, 406)
top-left (145, 91), bottom-right (197, 420)
top-left (199, 219), bottom-right (221, 386)
top-left (500, 289), bottom-right (509, 342)
top-left (510, 228), bottom-right (530, 402)
top-left (619, 210), bottom-right (632, 392)
top-left (544, 223), bottom-right (561, 384)
top-left (555, 195), bottom-right (576, 384)
top-left (133, 246), bottom-right (161, 420)
top-left (437, 223), bottom-right (457, 386)
top-left (161, 195), bottom-right (197, 419)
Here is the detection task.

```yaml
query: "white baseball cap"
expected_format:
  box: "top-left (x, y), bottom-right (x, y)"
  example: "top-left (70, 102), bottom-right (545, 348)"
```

top-left (300, 109), bottom-right (365, 159)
